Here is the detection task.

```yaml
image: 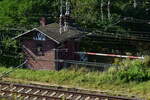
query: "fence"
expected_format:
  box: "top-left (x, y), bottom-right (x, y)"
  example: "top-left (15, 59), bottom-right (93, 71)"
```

top-left (0, 46), bottom-right (145, 71)
top-left (57, 59), bottom-right (114, 70)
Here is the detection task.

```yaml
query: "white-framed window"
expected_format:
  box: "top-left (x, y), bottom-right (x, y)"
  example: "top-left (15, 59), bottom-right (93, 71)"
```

top-left (33, 32), bottom-right (46, 41)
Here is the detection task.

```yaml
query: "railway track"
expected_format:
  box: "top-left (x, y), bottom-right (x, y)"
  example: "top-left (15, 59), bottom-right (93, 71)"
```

top-left (0, 82), bottom-right (139, 100)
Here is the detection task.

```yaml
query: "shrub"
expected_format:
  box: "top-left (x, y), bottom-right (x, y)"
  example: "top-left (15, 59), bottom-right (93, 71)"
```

top-left (116, 59), bottom-right (149, 82)
top-left (107, 66), bottom-right (118, 74)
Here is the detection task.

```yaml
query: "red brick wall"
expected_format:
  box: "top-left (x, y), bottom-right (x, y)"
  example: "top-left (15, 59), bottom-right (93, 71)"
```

top-left (56, 41), bottom-right (79, 59)
top-left (20, 31), bottom-right (80, 70)
top-left (21, 32), bottom-right (57, 70)
top-left (56, 40), bottom-right (79, 69)
top-left (65, 40), bottom-right (79, 60)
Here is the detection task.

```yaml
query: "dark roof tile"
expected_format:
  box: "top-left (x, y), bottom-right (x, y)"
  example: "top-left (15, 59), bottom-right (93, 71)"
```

top-left (13, 23), bottom-right (84, 43)
top-left (37, 23), bottom-right (83, 43)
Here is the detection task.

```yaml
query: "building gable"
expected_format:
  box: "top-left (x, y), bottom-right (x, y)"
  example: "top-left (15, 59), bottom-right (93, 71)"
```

top-left (13, 28), bottom-right (60, 44)
top-left (13, 23), bottom-right (83, 44)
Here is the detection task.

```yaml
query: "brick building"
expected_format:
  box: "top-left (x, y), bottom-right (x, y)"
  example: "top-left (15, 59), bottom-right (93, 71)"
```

top-left (14, 23), bottom-right (83, 70)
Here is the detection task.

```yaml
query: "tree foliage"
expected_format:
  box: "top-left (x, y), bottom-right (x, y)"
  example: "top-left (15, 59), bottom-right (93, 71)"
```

top-left (0, 0), bottom-right (150, 66)
top-left (0, 0), bottom-right (150, 32)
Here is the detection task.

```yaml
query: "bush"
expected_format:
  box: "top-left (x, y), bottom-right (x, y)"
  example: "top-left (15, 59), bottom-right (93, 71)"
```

top-left (107, 66), bottom-right (118, 74)
top-left (116, 59), bottom-right (149, 82)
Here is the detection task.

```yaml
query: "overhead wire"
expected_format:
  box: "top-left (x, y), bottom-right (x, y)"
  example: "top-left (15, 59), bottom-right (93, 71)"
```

top-left (0, 28), bottom-right (149, 41)
top-left (0, 16), bottom-right (150, 29)
top-left (0, 1), bottom-right (149, 41)
top-left (0, 24), bottom-right (150, 37)
top-left (0, 1), bottom-right (149, 71)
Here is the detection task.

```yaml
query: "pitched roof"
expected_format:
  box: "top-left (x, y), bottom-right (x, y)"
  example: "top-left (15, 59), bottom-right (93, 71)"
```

top-left (13, 23), bottom-right (83, 44)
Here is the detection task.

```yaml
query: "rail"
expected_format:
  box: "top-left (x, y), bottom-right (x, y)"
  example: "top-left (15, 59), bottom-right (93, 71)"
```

top-left (0, 82), bottom-right (140, 100)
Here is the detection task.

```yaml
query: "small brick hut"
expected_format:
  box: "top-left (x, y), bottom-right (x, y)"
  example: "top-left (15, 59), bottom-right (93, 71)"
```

top-left (14, 23), bottom-right (83, 70)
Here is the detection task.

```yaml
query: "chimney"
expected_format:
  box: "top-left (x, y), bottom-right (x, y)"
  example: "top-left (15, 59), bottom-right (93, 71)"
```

top-left (40, 17), bottom-right (46, 27)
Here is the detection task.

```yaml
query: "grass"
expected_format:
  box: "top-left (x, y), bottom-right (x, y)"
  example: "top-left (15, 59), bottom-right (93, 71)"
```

top-left (0, 66), bottom-right (150, 100)
top-left (0, 58), bottom-right (150, 99)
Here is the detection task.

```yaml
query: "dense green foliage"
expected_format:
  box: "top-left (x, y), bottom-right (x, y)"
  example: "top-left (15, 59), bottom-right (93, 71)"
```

top-left (0, 0), bottom-right (149, 42)
top-left (0, 1), bottom-right (149, 99)
top-left (116, 59), bottom-right (150, 82)
top-left (0, 0), bottom-right (150, 40)
top-left (0, 0), bottom-right (150, 34)
top-left (0, 0), bottom-right (150, 65)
